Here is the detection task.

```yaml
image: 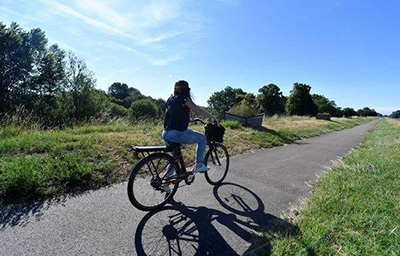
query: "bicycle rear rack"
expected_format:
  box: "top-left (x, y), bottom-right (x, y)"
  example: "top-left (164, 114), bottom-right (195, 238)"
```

top-left (131, 145), bottom-right (172, 159)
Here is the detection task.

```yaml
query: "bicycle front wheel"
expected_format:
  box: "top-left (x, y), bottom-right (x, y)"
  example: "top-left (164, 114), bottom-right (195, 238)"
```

top-left (127, 153), bottom-right (179, 211)
top-left (204, 143), bottom-right (229, 185)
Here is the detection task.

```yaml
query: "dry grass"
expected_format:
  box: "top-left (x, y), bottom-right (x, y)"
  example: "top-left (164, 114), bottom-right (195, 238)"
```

top-left (0, 116), bottom-right (373, 201)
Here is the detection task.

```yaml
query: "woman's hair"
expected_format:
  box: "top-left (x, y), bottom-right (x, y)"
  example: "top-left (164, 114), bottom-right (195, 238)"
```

top-left (174, 80), bottom-right (191, 99)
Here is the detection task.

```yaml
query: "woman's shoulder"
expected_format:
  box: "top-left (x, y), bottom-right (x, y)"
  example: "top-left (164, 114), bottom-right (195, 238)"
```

top-left (168, 94), bottom-right (188, 104)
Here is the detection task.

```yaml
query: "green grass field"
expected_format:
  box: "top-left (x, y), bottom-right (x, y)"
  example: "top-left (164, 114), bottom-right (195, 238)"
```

top-left (0, 116), bottom-right (372, 202)
top-left (266, 118), bottom-right (399, 255)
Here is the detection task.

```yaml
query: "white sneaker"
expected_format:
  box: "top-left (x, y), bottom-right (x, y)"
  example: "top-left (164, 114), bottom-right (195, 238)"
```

top-left (162, 184), bottom-right (173, 193)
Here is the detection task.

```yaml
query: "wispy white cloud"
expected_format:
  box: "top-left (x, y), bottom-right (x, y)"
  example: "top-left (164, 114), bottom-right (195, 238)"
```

top-left (141, 0), bottom-right (182, 24)
top-left (97, 41), bottom-right (182, 66)
top-left (48, 1), bottom-right (127, 37)
top-left (0, 6), bottom-right (44, 23)
top-left (150, 55), bottom-right (182, 66)
top-left (41, 0), bottom-right (205, 66)
top-left (138, 31), bottom-right (184, 46)
top-left (97, 41), bottom-right (150, 60)
top-left (74, 0), bottom-right (134, 31)
top-left (2, 0), bottom-right (205, 67)
top-left (105, 67), bottom-right (141, 77)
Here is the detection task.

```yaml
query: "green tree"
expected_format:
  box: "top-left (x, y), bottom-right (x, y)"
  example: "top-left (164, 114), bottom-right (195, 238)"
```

top-left (357, 107), bottom-right (379, 117)
top-left (312, 94), bottom-right (338, 115)
top-left (256, 84), bottom-right (286, 116)
top-left (108, 82), bottom-right (130, 100)
top-left (32, 44), bottom-right (65, 96)
top-left (389, 110), bottom-right (400, 118)
top-left (0, 22), bottom-right (111, 127)
top-left (65, 52), bottom-right (100, 121)
top-left (207, 86), bottom-right (245, 119)
top-left (343, 107), bottom-right (357, 117)
top-left (286, 83), bottom-right (317, 116)
top-left (0, 22), bottom-right (48, 113)
top-left (333, 107), bottom-right (344, 117)
top-left (123, 88), bottom-right (143, 108)
top-left (154, 98), bottom-right (166, 117)
top-left (130, 98), bottom-right (159, 121)
top-left (108, 83), bottom-right (143, 108)
top-left (31, 44), bottom-right (67, 125)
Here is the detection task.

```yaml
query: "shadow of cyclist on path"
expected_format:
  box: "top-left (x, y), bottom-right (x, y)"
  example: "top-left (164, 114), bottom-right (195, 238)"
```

top-left (134, 182), bottom-right (296, 256)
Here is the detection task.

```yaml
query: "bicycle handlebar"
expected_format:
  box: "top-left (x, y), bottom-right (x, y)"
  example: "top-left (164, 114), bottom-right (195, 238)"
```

top-left (189, 118), bottom-right (206, 124)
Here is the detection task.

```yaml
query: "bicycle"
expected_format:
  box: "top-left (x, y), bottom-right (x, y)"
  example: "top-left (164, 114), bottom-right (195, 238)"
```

top-left (127, 119), bottom-right (229, 211)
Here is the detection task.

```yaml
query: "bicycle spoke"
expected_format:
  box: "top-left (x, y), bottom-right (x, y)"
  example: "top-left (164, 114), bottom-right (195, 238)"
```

top-left (204, 144), bottom-right (229, 185)
top-left (128, 153), bottom-right (179, 210)
top-left (213, 150), bottom-right (221, 166)
top-left (210, 151), bottom-right (216, 165)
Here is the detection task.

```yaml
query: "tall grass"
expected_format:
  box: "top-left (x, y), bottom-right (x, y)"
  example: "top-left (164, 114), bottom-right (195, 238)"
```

top-left (0, 116), bottom-right (373, 202)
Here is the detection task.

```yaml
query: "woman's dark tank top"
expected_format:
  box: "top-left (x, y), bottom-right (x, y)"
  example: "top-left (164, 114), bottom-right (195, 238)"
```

top-left (164, 95), bottom-right (190, 131)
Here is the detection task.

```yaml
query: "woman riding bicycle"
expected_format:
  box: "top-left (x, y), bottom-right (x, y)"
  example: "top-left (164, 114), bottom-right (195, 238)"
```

top-left (162, 80), bottom-right (220, 173)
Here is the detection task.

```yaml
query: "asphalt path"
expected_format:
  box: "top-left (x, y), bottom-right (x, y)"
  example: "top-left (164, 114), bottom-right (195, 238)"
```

top-left (0, 120), bottom-right (378, 256)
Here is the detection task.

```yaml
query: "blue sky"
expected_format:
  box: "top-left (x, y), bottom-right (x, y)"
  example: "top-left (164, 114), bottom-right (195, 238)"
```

top-left (1, 0), bottom-right (399, 114)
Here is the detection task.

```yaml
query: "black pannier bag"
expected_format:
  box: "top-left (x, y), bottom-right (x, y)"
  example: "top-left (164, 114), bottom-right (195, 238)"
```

top-left (204, 122), bottom-right (225, 143)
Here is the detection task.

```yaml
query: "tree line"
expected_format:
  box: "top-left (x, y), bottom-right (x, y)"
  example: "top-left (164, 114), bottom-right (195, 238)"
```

top-left (1, 22), bottom-right (386, 129)
top-left (389, 110), bottom-right (400, 118)
top-left (207, 83), bottom-right (381, 119)
top-left (0, 22), bottom-right (165, 127)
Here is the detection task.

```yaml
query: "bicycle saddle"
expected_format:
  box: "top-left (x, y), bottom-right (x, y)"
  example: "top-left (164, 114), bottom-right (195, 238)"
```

top-left (165, 141), bottom-right (181, 151)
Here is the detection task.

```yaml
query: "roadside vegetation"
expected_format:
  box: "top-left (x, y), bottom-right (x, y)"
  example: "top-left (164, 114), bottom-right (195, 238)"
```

top-left (0, 21), bottom-right (379, 204)
top-left (0, 116), bottom-right (372, 202)
top-left (266, 118), bottom-right (399, 255)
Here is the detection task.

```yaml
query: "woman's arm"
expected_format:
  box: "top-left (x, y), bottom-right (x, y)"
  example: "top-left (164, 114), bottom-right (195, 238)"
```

top-left (185, 98), bottom-right (220, 125)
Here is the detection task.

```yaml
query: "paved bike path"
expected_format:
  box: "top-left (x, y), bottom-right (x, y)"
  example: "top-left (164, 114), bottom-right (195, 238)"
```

top-left (0, 120), bottom-right (378, 256)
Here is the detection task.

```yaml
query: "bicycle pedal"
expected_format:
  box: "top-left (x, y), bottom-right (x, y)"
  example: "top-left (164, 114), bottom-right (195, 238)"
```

top-left (186, 173), bottom-right (195, 183)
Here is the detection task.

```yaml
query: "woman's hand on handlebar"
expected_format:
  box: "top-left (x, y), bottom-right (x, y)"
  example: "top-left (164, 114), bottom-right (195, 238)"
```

top-left (189, 118), bottom-right (205, 124)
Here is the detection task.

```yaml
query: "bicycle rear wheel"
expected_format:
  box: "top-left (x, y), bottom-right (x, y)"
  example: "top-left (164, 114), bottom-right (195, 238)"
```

top-left (204, 143), bottom-right (229, 185)
top-left (127, 153), bottom-right (179, 211)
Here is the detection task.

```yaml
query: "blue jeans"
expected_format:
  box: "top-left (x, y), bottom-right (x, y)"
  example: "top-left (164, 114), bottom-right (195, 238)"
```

top-left (162, 129), bottom-right (207, 163)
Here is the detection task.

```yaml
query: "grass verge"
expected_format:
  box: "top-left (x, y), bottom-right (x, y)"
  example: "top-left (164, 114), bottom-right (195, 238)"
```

top-left (267, 118), bottom-right (399, 255)
top-left (0, 116), bottom-right (373, 202)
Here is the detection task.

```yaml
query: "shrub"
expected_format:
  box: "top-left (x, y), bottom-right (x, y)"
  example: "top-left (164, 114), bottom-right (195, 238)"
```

top-left (2, 156), bottom-right (45, 198)
top-left (230, 101), bottom-right (257, 118)
top-left (130, 98), bottom-right (159, 121)
top-left (110, 103), bottom-right (129, 117)
top-left (221, 120), bottom-right (241, 129)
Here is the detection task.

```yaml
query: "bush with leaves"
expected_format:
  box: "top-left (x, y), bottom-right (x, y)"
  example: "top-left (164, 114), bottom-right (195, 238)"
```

top-left (230, 94), bottom-right (258, 118)
top-left (221, 120), bottom-right (241, 129)
top-left (207, 86), bottom-right (245, 119)
top-left (109, 103), bottom-right (129, 117)
top-left (130, 98), bottom-right (159, 121)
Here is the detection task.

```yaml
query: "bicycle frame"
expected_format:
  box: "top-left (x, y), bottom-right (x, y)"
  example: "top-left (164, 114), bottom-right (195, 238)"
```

top-left (142, 143), bottom-right (218, 185)
top-left (131, 118), bottom-right (220, 184)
